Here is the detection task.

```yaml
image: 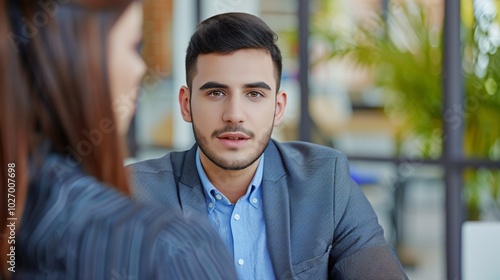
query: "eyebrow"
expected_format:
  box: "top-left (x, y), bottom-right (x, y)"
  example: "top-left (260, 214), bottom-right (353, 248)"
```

top-left (244, 82), bottom-right (272, 90)
top-left (199, 82), bottom-right (228, 90)
top-left (199, 81), bottom-right (272, 91)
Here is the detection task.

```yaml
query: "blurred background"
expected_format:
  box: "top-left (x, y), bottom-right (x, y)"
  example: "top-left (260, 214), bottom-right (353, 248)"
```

top-left (125, 0), bottom-right (500, 279)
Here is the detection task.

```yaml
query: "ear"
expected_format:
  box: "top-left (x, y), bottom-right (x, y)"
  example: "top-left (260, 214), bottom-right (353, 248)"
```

top-left (273, 90), bottom-right (287, 126)
top-left (179, 86), bottom-right (192, 123)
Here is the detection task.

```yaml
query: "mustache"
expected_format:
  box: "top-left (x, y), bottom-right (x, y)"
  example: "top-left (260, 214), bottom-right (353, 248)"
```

top-left (212, 125), bottom-right (255, 138)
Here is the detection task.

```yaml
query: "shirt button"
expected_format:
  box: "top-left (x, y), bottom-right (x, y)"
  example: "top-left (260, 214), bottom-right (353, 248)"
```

top-left (215, 194), bottom-right (222, 200)
top-left (252, 197), bottom-right (258, 204)
top-left (234, 214), bottom-right (240, 221)
top-left (208, 203), bottom-right (214, 208)
top-left (237, 259), bottom-right (244, 266)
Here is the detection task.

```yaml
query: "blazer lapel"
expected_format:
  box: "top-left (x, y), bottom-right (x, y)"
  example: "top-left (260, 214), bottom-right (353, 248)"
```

top-left (175, 145), bottom-right (208, 219)
top-left (262, 141), bottom-right (294, 279)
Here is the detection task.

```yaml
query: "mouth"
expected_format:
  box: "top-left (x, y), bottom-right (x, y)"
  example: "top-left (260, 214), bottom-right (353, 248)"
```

top-left (216, 133), bottom-right (250, 148)
top-left (217, 133), bottom-right (250, 140)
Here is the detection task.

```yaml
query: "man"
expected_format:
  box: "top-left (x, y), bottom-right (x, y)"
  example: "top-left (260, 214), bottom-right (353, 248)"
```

top-left (129, 12), bottom-right (407, 280)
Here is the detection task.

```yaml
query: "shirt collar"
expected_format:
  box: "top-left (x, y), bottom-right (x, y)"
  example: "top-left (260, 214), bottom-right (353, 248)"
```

top-left (196, 148), bottom-right (264, 213)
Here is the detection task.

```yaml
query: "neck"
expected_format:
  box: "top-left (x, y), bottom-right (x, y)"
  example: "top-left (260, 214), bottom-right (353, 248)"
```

top-left (200, 155), bottom-right (260, 204)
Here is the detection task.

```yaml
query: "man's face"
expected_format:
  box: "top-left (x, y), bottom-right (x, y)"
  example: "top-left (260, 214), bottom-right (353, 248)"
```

top-left (179, 49), bottom-right (286, 171)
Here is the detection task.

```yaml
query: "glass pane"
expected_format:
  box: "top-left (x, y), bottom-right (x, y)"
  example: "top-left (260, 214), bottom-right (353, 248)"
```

top-left (350, 160), bottom-right (446, 280)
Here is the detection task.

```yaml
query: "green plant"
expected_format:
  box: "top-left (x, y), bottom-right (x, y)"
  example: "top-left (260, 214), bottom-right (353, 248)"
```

top-left (313, 0), bottom-right (500, 220)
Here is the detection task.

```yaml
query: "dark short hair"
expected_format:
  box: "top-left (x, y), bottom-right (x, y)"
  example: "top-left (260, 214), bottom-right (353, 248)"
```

top-left (185, 12), bottom-right (282, 91)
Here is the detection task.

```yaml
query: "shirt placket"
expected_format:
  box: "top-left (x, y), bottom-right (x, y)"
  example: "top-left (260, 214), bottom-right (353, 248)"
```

top-left (231, 199), bottom-right (251, 277)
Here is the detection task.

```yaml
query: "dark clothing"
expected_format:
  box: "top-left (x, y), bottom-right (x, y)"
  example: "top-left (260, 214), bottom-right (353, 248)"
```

top-left (14, 154), bottom-right (236, 279)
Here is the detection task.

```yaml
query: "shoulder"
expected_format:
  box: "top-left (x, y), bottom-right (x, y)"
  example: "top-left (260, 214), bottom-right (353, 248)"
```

top-left (271, 139), bottom-right (348, 166)
top-left (264, 140), bottom-right (353, 197)
top-left (266, 140), bottom-right (353, 203)
top-left (127, 152), bottom-right (177, 174)
top-left (127, 146), bottom-right (197, 175)
top-left (126, 149), bottom-right (200, 206)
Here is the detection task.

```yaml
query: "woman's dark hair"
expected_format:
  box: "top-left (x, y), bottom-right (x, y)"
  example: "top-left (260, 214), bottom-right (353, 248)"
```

top-left (185, 12), bottom-right (282, 91)
top-left (1, 0), bottom-right (134, 276)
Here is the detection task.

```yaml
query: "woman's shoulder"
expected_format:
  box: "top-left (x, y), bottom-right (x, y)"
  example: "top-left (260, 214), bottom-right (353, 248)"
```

top-left (33, 153), bottom-right (181, 231)
top-left (23, 154), bottom-right (236, 279)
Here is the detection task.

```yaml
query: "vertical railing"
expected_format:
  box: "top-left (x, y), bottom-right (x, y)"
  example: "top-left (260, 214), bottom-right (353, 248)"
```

top-left (195, 0), bottom-right (202, 24)
top-left (443, 0), bottom-right (464, 279)
top-left (298, 0), bottom-right (311, 142)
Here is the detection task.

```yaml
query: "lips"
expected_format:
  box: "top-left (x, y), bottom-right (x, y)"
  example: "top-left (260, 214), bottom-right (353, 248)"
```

top-left (216, 132), bottom-right (250, 149)
top-left (217, 132), bottom-right (249, 140)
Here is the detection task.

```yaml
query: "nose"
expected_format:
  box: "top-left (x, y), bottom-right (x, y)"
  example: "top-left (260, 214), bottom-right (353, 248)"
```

top-left (222, 94), bottom-right (245, 124)
top-left (137, 56), bottom-right (147, 79)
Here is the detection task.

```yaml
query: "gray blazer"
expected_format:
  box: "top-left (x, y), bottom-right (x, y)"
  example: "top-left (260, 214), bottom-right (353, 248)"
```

top-left (128, 140), bottom-right (408, 279)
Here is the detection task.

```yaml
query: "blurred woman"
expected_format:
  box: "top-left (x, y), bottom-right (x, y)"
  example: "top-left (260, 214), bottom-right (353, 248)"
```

top-left (0, 0), bottom-right (236, 279)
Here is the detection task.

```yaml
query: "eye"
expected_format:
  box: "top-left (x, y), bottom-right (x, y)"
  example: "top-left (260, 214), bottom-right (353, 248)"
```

top-left (135, 38), bottom-right (143, 53)
top-left (207, 90), bottom-right (225, 97)
top-left (247, 91), bottom-right (264, 98)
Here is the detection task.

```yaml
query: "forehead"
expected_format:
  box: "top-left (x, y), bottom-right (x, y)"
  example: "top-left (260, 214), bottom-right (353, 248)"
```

top-left (192, 49), bottom-right (276, 90)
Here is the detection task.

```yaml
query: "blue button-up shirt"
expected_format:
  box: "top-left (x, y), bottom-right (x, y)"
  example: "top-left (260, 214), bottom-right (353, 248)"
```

top-left (196, 149), bottom-right (275, 280)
